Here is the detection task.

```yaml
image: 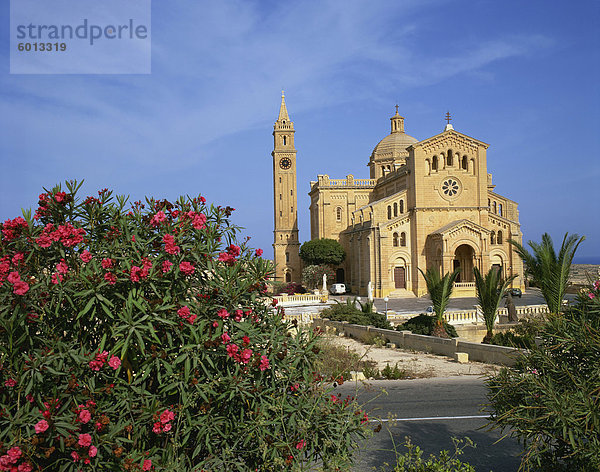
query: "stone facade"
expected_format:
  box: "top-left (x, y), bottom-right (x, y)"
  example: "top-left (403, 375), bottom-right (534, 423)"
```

top-left (271, 97), bottom-right (524, 296)
top-left (307, 109), bottom-right (524, 297)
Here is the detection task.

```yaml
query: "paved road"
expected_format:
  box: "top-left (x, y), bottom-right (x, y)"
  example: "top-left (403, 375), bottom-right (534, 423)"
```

top-left (334, 377), bottom-right (523, 472)
top-left (330, 287), bottom-right (573, 316)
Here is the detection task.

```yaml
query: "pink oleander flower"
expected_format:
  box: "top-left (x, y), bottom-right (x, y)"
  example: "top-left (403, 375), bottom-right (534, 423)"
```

top-left (51, 273), bottom-right (63, 285)
top-left (56, 260), bottom-right (69, 274)
top-left (179, 261), bottom-right (195, 276)
top-left (150, 211), bottom-right (167, 227)
top-left (13, 280), bottom-right (29, 295)
top-left (101, 258), bottom-right (114, 269)
top-left (89, 350), bottom-right (109, 371)
top-left (226, 344), bottom-right (239, 358)
top-left (78, 433), bottom-right (92, 447)
top-left (104, 272), bottom-right (117, 285)
top-left (255, 248), bottom-right (263, 257)
top-left (152, 422), bottom-right (162, 434)
top-left (160, 409), bottom-right (175, 424)
top-left (35, 419), bottom-right (49, 433)
top-left (12, 252), bottom-right (25, 265)
top-left (234, 310), bottom-right (244, 322)
top-left (161, 260), bottom-right (173, 273)
top-left (18, 462), bottom-right (33, 472)
top-left (162, 422), bottom-right (172, 432)
top-left (188, 314), bottom-right (197, 324)
top-left (7, 446), bottom-right (22, 462)
top-left (7, 271), bottom-right (20, 284)
top-left (177, 306), bottom-right (191, 320)
top-left (242, 336), bottom-right (250, 346)
top-left (142, 459), bottom-right (152, 471)
top-left (221, 332), bottom-right (231, 344)
top-left (71, 451), bottom-right (80, 462)
top-left (259, 355), bottom-right (270, 371)
top-left (239, 348), bottom-right (252, 364)
top-left (4, 378), bottom-right (16, 387)
top-left (79, 409), bottom-right (92, 424)
top-left (88, 445), bottom-right (97, 458)
top-left (130, 266), bottom-right (142, 282)
top-left (589, 292), bottom-right (596, 300)
top-left (108, 355), bottom-right (121, 370)
top-left (295, 439), bottom-right (306, 450)
top-left (162, 234), bottom-right (180, 255)
top-left (217, 308), bottom-right (229, 319)
top-left (80, 250), bottom-right (92, 263)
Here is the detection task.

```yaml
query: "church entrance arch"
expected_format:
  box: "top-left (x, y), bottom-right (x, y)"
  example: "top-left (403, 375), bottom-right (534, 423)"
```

top-left (453, 244), bottom-right (475, 282)
top-left (285, 272), bottom-right (292, 283)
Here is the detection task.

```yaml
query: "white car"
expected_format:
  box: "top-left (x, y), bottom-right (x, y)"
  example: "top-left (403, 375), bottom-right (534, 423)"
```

top-left (329, 283), bottom-right (346, 294)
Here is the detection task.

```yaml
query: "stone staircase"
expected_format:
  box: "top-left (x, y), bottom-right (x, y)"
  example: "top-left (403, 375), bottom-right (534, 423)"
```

top-left (387, 289), bottom-right (417, 299)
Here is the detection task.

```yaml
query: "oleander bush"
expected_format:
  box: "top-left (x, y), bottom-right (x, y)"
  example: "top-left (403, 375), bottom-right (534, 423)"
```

top-left (487, 279), bottom-right (600, 471)
top-left (0, 181), bottom-right (368, 472)
top-left (320, 299), bottom-right (391, 330)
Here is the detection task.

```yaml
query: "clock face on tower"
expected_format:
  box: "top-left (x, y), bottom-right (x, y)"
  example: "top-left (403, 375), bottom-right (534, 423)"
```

top-left (279, 157), bottom-right (292, 170)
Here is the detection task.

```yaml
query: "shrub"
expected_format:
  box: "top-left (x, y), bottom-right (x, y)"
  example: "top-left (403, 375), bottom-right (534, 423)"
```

top-left (380, 363), bottom-right (407, 380)
top-left (385, 436), bottom-right (475, 472)
top-left (301, 264), bottom-right (335, 290)
top-left (0, 182), bottom-right (368, 471)
top-left (283, 282), bottom-right (306, 295)
top-left (487, 279), bottom-right (600, 471)
top-left (320, 299), bottom-right (391, 330)
top-left (397, 314), bottom-right (458, 338)
top-left (489, 331), bottom-right (534, 349)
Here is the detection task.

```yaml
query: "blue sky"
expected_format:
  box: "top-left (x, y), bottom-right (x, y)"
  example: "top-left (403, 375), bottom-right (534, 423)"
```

top-left (1, 0), bottom-right (599, 262)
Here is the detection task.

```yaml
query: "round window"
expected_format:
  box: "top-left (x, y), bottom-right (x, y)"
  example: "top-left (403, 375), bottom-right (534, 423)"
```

top-left (441, 178), bottom-right (460, 197)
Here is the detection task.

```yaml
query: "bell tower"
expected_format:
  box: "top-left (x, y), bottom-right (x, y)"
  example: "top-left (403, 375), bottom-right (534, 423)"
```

top-left (272, 91), bottom-right (301, 283)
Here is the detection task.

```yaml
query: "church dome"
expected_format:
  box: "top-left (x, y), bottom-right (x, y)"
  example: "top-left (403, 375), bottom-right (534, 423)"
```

top-left (370, 109), bottom-right (418, 159)
top-left (372, 131), bottom-right (418, 156)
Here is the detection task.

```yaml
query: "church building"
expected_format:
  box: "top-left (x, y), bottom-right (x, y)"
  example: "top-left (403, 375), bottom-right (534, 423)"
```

top-left (272, 93), bottom-right (525, 297)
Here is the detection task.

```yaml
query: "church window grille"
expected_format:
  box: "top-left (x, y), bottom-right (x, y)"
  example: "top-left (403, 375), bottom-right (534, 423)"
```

top-left (497, 231), bottom-right (503, 244)
top-left (279, 211), bottom-right (282, 217)
top-left (491, 231), bottom-right (496, 245)
top-left (493, 201), bottom-right (497, 214)
top-left (400, 232), bottom-right (407, 247)
top-left (441, 178), bottom-right (459, 196)
top-left (336, 207), bottom-right (342, 221)
top-left (432, 156), bottom-right (438, 171)
top-left (286, 252), bottom-right (290, 263)
top-left (499, 204), bottom-right (503, 216)
top-left (279, 194), bottom-right (282, 200)
top-left (283, 136), bottom-right (287, 145)
top-left (387, 206), bottom-right (392, 219)
top-left (447, 150), bottom-right (453, 166)
top-left (462, 156), bottom-right (468, 170)
top-left (399, 200), bottom-right (404, 214)
top-left (393, 232), bottom-right (399, 247)
top-left (290, 189), bottom-right (293, 195)
top-left (393, 203), bottom-right (398, 217)
top-left (291, 206), bottom-right (293, 213)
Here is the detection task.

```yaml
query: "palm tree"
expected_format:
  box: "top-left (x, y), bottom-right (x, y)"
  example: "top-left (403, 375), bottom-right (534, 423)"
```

top-left (418, 267), bottom-right (460, 337)
top-left (474, 267), bottom-right (517, 343)
top-left (509, 232), bottom-right (585, 315)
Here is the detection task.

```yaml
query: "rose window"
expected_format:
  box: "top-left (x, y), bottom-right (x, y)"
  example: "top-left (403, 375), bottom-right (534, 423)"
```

top-left (442, 179), bottom-right (459, 196)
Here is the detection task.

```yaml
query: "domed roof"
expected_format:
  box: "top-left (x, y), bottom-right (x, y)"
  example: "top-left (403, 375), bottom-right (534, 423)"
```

top-left (371, 109), bottom-right (418, 159)
top-left (372, 131), bottom-right (418, 157)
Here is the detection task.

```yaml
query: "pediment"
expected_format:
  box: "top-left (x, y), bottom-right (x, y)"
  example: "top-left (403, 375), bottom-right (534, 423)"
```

top-left (384, 214), bottom-right (411, 231)
top-left (413, 129), bottom-right (488, 155)
top-left (432, 219), bottom-right (490, 239)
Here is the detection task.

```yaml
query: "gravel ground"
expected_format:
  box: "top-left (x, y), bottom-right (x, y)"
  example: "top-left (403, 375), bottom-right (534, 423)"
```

top-left (328, 335), bottom-right (500, 379)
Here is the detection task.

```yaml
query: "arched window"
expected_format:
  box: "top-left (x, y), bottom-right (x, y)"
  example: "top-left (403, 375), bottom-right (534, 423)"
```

top-left (493, 201), bottom-right (497, 214)
top-left (499, 204), bottom-right (503, 217)
top-left (336, 207), bottom-right (342, 221)
top-left (387, 206), bottom-right (392, 219)
top-left (432, 156), bottom-right (438, 171)
top-left (425, 159), bottom-right (431, 175)
top-left (491, 231), bottom-right (496, 245)
top-left (400, 232), bottom-right (407, 247)
top-left (285, 252), bottom-right (290, 262)
top-left (488, 198), bottom-right (491, 208)
top-left (447, 149), bottom-right (453, 166)
top-left (393, 232), bottom-right (399, 247)
top-left (470, 158), bottom-right (476, 175)
top-left (399, 200), bottom-right (404, 214)
top-left (283, 136), bottom-right (287, 145)
top-left (497, 230), bottom-right (503, 245)
top-left (285, 272), bottom-right (291, 283)
top-left (393, 202), bottom-right (398, 217)
top-left (461, 156), bottom-right (468, 170)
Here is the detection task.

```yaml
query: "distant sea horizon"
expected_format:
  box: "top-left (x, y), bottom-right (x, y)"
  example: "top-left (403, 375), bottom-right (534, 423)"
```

top-left (573, 256), bottom-right (600, 265)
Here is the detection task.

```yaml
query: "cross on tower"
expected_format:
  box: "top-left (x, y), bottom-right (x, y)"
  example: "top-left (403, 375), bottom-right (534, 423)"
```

top-left (395, 104), bottom-right (399, 114)
top-left (445, 111), bottom-right (452, 124)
